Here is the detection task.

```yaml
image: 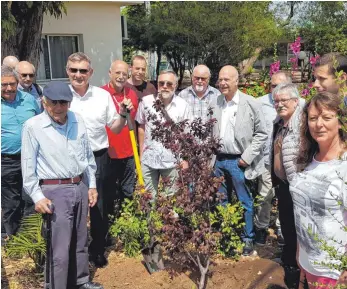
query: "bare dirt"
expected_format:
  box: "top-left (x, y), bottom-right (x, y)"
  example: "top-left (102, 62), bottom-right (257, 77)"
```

top-left (2, 229), bottom-right (287, 289)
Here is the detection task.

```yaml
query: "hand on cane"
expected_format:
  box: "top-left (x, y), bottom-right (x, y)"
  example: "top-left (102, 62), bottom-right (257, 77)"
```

top-left (35, 198), bottom-right (53, 214)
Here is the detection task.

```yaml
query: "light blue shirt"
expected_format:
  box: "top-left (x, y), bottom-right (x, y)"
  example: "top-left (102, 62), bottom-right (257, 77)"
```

top-left (257, 93), bottom-right (277, 165)
top-left (1, 90), bottom-right (41, 154)
top-left (18, 83), bottom-right (43, 111)
top-left (21, 110), bottom-right (97, 203)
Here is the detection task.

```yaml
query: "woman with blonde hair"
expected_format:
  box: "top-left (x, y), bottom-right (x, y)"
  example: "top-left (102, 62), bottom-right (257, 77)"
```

top-left (291, 92), bottom-right (347, 288)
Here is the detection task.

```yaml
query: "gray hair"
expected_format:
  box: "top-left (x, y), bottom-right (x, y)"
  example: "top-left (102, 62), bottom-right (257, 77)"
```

top-left (14, 62), bottom-right (36, 74)
top-left (66, 52), bottom-right (92, 69)
top-left (272, 83), bottom-right (299, 99)
top-left (159, 70), bottom-right (178, 84)
top-left (193, 65), bottom-right (211, 78)
top-left (1, 65), bottom-right (18, 82)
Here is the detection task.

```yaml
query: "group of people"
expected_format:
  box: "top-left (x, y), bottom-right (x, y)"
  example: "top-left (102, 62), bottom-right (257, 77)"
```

top-left (1, 51), bottom-right (346, 289)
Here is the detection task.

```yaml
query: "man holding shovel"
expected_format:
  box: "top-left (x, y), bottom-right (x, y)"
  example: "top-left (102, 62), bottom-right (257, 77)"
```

top-left (21, 81), bottom-right (103, 289)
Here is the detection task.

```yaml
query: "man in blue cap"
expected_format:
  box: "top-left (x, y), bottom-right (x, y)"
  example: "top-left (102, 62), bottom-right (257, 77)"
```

top-left (21, 81), bottom-right (103, 289)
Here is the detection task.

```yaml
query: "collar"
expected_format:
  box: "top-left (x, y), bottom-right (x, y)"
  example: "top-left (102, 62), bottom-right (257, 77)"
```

top-left (223, 90), bottom-right (240, 105)
top-left (70, 84), bottom-right (93, 98)
top-left (41, 110), bottom-right (77, 128)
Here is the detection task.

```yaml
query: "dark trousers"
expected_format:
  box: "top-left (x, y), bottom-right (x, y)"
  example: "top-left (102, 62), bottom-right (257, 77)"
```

top-left (105, 157), bottom-right (136, 219)
top-left (42, 182), bottom-right (89, 288)
top-left (275, 181), bottom-right (298, 267)
top-left (214, 155), bottom-right (254, 241)
top-left (1, 157), bottom-right (23, 236)
top-left (89, 149), bottom-right (109, 255)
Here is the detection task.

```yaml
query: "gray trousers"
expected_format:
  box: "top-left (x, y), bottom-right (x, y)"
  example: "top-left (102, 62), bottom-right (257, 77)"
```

top-left (42, 182), bottom-right (89, 289)
top-left (254, 165), bottom-right (274, 229)
top-left (142, 163), bottom-right (178, 199)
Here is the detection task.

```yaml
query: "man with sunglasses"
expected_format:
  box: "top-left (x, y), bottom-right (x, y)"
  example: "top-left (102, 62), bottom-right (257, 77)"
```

top-left (1, 65), bottom-right (40, 240)
top-left (15, 61), bottom-right (43, 110)
top-left (66, 52), bottom-right (134, 268)
top-left (178, 65), bottom-right (220, 123)
top-left (136, 70), bottom-right (191, 197)
top-left (21, 81), bottom-right (103, 289)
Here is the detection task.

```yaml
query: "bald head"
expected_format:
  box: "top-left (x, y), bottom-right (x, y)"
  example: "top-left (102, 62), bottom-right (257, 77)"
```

top-left (192, 64), bottom-right (211, 96)
top-left (218, 65), bottom-right (239, 99)
top-left (109, 60), bottom-right (129, 92)
top-left (271, 71), bottom-right (292, 92)
top-left (2, 56), bottom-right (19, 69)
top-left (15, 61), bottom-right (36, 89)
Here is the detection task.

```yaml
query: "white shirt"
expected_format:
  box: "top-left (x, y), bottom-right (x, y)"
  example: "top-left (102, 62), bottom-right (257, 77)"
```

top-left (220, 91), bottom-right (242, 154)
top-left (290, 154), bottom-right (347, 279)
top-left (21, 110), bottom-right (97, 203)
top-left (69, 85), bottom-right (119, 152)
top-left (136, 94), bottom-right (191, 169)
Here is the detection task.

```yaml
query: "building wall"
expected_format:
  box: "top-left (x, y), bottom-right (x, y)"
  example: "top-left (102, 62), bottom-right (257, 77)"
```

top-left (41, 1), bottom-right (123, 86)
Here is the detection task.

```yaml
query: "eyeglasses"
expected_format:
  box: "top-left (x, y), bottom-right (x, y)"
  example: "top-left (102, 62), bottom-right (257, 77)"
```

top-left (48, 99), bottom-right (69, 106)
top-left (158, 81), bottom-right (174, 88)
top-left (21, 73), bottom-right (35, 78)
top-left (68, 68), bottom-right (90, 74)
top-left (274, 98), bottom-right (294, 105)
top-left (193, 76), bottom-right (208, 82)
top-left (1, 82), bottom-right (17, 88)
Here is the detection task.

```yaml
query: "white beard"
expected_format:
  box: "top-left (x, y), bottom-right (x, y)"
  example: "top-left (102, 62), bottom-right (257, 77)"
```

top-left (195, 85), bottom-right (204, 92)
top-left (160, 91), bottom-right (173, 99)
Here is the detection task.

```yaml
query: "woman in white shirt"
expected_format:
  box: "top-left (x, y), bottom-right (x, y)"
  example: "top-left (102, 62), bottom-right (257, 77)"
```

top-left (290, 92), bottom-right (347, 288)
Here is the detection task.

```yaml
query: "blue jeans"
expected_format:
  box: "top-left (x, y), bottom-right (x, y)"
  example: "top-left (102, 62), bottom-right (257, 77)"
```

top-left (214, 157), bottom-right (254, 241)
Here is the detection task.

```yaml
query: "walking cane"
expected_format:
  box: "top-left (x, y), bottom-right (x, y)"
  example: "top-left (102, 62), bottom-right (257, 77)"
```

top-left (44, 203), bottom-right (54, 289)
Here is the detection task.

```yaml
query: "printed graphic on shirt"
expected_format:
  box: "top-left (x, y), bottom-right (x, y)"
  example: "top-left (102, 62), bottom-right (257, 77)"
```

top-left (290, 173), bottom-right (331, 258)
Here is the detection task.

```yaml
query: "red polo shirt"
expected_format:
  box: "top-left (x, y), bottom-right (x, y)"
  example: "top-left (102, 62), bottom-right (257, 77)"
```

top-left (100, 83), bottom-right (139, 159)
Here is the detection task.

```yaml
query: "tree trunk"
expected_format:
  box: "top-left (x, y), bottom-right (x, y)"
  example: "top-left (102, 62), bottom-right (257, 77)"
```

top-left (197, 255), bottom-right (210, 289)
top-left (2, 2), bottom-right (45, 69)
top-left (238, 47), bottom-right (263, 77)
top-left (156, 46), bottom-right (162, 81)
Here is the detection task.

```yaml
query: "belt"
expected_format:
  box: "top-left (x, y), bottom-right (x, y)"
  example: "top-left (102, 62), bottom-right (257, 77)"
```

top-left (216, 153), bottom-right (241, 161)
top-left (40, 175), bottom-right (82, 185)
top-left (1, 153), bottom-right (21, 160)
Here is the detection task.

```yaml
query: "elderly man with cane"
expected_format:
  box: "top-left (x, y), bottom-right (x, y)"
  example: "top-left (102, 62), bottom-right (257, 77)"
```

top-left (21, 81), bottom-right (103, 289)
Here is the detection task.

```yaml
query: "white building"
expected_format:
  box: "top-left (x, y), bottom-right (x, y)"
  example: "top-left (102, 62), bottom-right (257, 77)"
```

top-left (37, 1), bottom-right (139, 86)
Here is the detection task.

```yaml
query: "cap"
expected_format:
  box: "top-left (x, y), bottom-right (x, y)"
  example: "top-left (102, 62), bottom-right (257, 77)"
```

top-left (43, 81), bottom-right (73, 102)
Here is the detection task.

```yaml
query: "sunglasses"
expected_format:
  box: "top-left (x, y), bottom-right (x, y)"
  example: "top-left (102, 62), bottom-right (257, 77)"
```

top-left (193, 76), bottom-right (208, 81)
top-left (21, 73), bottom-right (35, 78)
top-left (49, 99), bottom-right (69, 106)
top-left (158, 81), bottom-right (174, 88)
top-left (68, 68), bottom-right (90, 74)
top-left (1, 82), bottom-right (17, 88)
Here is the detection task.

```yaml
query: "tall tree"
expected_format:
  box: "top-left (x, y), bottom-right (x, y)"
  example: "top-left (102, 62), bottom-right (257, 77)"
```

top-left (1, 1), bottom-right (66, 69)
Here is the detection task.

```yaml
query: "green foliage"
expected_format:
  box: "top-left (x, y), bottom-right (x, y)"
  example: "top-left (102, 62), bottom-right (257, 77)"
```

top-left (210, 204), bottom-right (244, 257)
top-left (240, 82), bottom-right (270, 98)
top-left (109, 193), bottom-right (162, 257)
top-left (5, 213), bottom-right (46, 272)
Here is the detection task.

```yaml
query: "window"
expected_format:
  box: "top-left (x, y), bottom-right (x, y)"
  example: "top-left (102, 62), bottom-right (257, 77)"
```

top-left (37, 35), bottom-right (80, 80)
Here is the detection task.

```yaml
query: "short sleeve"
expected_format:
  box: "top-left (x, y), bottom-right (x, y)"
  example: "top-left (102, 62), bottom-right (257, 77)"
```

top-left (135, 100), bottom-right (146, 124)
top-left (106, 93), bottom-right (119, 127)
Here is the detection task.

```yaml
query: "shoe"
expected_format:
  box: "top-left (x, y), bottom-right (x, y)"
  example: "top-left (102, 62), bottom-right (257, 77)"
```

top-left (76, 282), bottom-right (104, 289)
top-left (277, 228), bottom-right (285, 246)
top-left (242, 240), bottom-right (254, 256)
top-left (255, 228), bottom-right (267, 246)
top-left (90, 254), bottom-right (108, 268)
top-left (283, 265), bottom-right (300, 289)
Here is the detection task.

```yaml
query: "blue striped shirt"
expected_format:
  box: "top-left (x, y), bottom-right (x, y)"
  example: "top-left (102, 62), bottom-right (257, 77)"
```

top-left (1, 90), bottom-right (40, 154)
top-left (21, 110), bottom-right (97, 203)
